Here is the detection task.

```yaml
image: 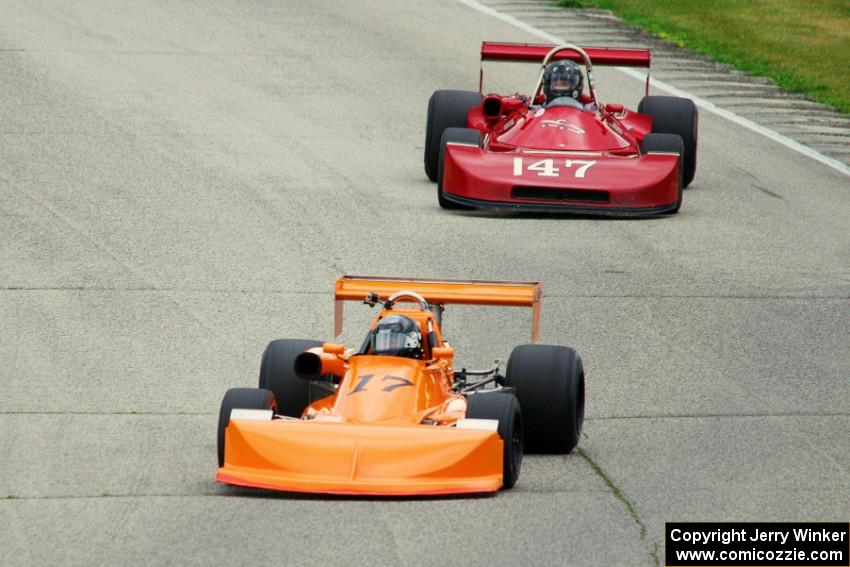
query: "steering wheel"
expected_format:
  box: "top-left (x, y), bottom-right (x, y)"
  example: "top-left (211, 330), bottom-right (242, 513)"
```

top-left (531, 44), bottom-right (600, 110)
top-left (386, 290), bottom-right (430, 311)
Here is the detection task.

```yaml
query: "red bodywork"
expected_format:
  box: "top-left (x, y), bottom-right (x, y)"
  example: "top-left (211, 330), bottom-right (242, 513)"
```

top-left (442, 42), bottom-right (681, 215)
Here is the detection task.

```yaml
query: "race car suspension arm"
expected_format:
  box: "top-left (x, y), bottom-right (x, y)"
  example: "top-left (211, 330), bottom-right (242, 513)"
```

top-left (454, 362), bottom-right (506, 392)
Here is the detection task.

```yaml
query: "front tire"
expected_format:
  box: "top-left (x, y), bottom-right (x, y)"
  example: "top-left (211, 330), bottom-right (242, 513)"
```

top-left (424, 90), bottom-right (483, 182)
top-left (438, 127), bottom-right (481, 210)
top-left (259, 339), bottom-right (323, 418)
top-left (641, 132), bottom-right (685, 213)
top-left (638, 95), bottom-right (698, 187)
top-left (217, 388), bottom-right (276, 467)
top-left (506, 344), bottom-right (585, 453)
top-left (466, 393), bottom-right (523, 489)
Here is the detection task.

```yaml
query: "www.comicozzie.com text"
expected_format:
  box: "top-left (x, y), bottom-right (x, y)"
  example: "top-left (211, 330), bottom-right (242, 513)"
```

top-left (670, 527), bottom-right (848, 546)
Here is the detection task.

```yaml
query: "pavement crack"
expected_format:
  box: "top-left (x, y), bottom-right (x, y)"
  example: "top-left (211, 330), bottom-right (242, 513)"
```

top-left (0, 285), bottom-right (328, 294)
top-left (578, 448), bottom-right (659, 567)
top-left (751, 184), bottom-right (785, 199)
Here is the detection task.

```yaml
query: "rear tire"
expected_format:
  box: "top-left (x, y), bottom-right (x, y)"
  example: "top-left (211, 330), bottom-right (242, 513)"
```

top-left (438, 127), bottom-right (481, 210)
top-left (259, 339), bottom-right (324, 418)
top-left (638, 95), bottom-right (698, 187)
top-left (424, 90), bottom-right (483, 182)
top-left (641, 132), bottom-right (685, 214)
top-left (217, 388), bottom-right (276, 467)
top-left (466, 393), bottom-right (523, 489)
top-left (505, 345), bottom-right (585, 453)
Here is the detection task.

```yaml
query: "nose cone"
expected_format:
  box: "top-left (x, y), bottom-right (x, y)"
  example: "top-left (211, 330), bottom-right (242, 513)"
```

top-left (333, 356), bottom-right (421, 423)
top-left (498, 106), bottom-right (629, 151)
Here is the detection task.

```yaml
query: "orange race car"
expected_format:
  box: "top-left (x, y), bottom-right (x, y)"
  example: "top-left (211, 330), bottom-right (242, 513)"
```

top-left (216, 276), bottom-right (586, 496)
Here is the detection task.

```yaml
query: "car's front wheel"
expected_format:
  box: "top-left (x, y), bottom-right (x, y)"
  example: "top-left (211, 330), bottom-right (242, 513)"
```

top-left (424, 90), bottom-right (483, 182)
top-left (638, 95), bottom-right (698, 187)
top-left (466, 392), bottom-right (523, 489)
top-left (641, 132), bottom-right (685, 213)
top-left (438, 127), bottom-right (481, 210)
top-left (217, 388), bottom-right (276, 467)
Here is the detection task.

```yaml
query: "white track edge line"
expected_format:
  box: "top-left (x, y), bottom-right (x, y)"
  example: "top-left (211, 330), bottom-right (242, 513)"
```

top-left (455, 0), bottom-right (850, 177)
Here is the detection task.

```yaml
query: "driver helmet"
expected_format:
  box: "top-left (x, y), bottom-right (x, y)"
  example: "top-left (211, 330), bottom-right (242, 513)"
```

top-left (371, 315), bottom-right (423, 358)
top-left (542, 60), bottom-right (583, 101)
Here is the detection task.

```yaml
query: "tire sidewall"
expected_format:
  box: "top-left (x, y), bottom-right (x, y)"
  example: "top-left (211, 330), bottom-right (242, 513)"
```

top-left (642, 132), bottom-right (685, 213)
top-left (438, 127), bottom-right (481, 209)
top-left (425, 90), bottom-right (483, 182)
top-left (466, 392), bottom-right (523, 489)
top-left (217, 387), bottom-right (275, 467)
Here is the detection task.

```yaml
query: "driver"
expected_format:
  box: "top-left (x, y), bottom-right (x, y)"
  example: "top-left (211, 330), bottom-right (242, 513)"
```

top-left (541, 59), bottom-right (595, 111)
top-left (371, 315), bottom-right (423, 358)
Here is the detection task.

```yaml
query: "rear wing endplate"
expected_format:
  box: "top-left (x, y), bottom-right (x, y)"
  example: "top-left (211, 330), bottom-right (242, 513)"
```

top-left (334, 275), bottom-right (542, 343)
top-left (481, 41), bottom-right (651, 67)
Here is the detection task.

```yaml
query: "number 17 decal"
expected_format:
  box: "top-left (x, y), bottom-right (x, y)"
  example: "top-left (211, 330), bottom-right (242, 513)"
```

top-left (349, 374), bottom-right (414, 395)
top-left (513, 158), bottom-right (596, 179)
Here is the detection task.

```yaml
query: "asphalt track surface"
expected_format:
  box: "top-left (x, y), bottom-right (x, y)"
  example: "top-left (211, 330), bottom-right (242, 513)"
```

top-left (1, 1), bottom-right (848, 565)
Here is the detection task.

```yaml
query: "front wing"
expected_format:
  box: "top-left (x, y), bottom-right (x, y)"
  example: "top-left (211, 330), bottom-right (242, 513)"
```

top-left (443, 143), bottom-right (681, 215)
top-left (217, 418), bottom-right (504, 496)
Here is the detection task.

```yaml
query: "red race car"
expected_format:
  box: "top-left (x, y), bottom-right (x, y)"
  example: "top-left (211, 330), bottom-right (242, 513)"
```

top-left (424, 42), bottom-right (698, 215)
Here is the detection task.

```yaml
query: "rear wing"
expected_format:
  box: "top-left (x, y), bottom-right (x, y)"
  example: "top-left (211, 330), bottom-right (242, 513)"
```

top-left (334, 275), bottom-right (542, 343)
top-left (481, 41), bottom-right (651, 67)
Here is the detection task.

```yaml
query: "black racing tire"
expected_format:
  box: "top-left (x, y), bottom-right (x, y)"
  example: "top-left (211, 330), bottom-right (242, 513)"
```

top-left (217, 387), bottom-right (276, 467)
top-left (437, 127), bottom-right (481, 210)
top-left (466, 392), bottom-right (523, 489)
top-left (505, 344), bottom-right (585, 454)
top-left (425, 90), bottom-right (483, 182)
top-left (259, 339), bottom-right (323, 418)
top-left (638, 95), bottom-right (698, 187)
top-left (641, 132), bottom-right (685, 214)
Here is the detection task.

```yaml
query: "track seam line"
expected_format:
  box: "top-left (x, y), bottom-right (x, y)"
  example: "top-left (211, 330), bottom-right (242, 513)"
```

top-left (578, 448), bottom-right (659, 567)
top-left (2, 287), bottom-right (848, 300)
top-left (454, 0), bottom-right (850, 178)
top-left (3, 411), bottom-right (847, 418)
top-left (13, 190), bottom-right (241, 352)
top-left (586, 412), bottom-right (850, 420)
top-left (2, 493), bottom-right (221, 501)
top-left (0, 411), bottom-right (213, 416)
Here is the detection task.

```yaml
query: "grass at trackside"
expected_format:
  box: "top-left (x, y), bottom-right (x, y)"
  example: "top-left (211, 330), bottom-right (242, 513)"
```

top-left (556, 0), bottom-right (850, 114)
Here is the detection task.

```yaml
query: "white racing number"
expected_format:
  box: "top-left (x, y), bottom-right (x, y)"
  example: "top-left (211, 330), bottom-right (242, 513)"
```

top-left (512, 158), bottom-right (596, 179)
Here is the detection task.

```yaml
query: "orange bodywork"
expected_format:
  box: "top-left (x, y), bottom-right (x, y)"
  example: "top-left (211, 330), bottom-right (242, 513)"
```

top-left (334, 275), bottom-right (542, 343)
top-left (217, 276), bottom-right (541, 495)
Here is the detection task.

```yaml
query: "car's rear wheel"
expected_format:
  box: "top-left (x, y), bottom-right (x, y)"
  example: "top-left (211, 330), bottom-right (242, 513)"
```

top-left (641, 132), bottom-right (685, 213)
top-left (259, 339), bottom-right (324, 417)
top-left (638, 95), bottom-right (698, 187)
top-left (425, 90), bottom-right (483, 182)
top-left (505, 344), bottom-right (585, 453)
top-left (466, 392), bottom-right (523, 489)
top-left (438, 127), bottom-right (481, 210)
top-left (217, 387), bottom-right (276, 467)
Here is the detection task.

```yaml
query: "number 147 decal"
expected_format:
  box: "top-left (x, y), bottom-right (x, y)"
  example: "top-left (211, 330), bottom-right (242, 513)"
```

top-left (513, 158), bottom-right (596, 178)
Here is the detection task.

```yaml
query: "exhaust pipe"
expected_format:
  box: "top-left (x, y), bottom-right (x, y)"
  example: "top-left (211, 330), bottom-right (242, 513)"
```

top-left (294, 352), bottom-right (322, 380)
top-left (294, 350), bottom-right (346, 380)
top-left (482, 95), bottom-right (504, 118)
